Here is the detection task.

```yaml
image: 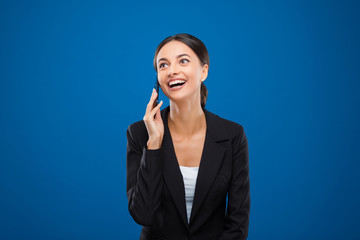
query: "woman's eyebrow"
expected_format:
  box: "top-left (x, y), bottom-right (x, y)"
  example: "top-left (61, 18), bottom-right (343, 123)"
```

top-left (158, 54), bottom-right (191, 63)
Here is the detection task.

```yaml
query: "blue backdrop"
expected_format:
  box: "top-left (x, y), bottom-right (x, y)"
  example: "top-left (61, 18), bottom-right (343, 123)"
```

top-left (1, 0), bottom-right (359, 239)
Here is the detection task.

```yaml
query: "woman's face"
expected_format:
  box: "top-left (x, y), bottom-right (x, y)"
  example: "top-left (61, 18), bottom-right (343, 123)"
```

top-left (156, 40), bottom-right (208, 104)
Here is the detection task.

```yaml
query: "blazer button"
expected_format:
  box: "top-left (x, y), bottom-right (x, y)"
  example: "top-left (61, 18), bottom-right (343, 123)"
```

top-left (186, 234), bottom-right (191, 240)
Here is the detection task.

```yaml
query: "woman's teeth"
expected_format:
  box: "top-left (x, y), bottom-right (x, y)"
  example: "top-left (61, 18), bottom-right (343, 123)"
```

top-left (169, 80), bottom-right (186, 88)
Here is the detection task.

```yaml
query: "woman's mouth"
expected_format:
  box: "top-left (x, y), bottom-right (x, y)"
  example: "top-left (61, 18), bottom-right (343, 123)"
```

top-left (168, 80), bottom-right (186, 91)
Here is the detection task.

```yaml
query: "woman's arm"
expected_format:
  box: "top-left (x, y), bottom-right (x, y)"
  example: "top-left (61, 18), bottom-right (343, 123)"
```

top-left (219, 125), bottom-right (250, 240)
top-left (126, 124), bottom-right (163, 226)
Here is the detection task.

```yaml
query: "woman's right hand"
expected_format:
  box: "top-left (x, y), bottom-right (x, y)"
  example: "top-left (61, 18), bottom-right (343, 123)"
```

top-left (143, 88), bottom-right (164, 149)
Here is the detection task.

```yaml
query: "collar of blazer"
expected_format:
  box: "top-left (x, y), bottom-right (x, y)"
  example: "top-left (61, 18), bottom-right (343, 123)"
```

top-left (160, 105), bottom-right (230, 228)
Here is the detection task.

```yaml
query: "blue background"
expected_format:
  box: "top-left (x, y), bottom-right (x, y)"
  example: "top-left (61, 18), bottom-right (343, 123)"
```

top-left (1, 0), bottom-right (359, 239)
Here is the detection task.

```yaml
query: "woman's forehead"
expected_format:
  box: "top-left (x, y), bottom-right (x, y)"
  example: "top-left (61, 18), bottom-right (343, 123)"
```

top-left (157, 41), bottom-right (195, 59)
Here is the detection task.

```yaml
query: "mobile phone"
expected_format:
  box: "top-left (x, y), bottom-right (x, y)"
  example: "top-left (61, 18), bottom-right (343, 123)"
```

top-left (153, 73), bottom-right (160, 110)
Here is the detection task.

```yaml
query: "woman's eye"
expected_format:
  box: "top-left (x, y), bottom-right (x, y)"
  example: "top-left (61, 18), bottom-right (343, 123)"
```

top-left (159, 59), bottom-right (188, 69)
top-left (159, 63), bottom-right (168, 68)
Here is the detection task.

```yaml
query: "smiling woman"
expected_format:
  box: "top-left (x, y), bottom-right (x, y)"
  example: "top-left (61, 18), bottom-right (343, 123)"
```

top-left (154, 35), bottom-right (209, 109)
top-left (126, 33), bottom-right (250, 240)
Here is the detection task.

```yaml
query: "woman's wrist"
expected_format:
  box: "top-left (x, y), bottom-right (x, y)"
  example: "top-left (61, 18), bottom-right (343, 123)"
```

top-left (147, 138), bottom-right (162, 150)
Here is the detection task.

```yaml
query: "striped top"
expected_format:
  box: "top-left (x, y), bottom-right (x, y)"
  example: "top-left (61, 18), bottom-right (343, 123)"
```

top-left (179, 165), bottom-right (199, 223)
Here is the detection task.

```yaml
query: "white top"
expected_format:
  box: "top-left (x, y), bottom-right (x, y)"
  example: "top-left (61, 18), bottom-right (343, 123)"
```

top-left (179, 165), bottom-right (199, 223)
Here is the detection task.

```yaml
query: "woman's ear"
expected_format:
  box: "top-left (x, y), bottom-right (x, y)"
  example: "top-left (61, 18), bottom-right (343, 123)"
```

top-left (201, 64), bottom-right (209, 82)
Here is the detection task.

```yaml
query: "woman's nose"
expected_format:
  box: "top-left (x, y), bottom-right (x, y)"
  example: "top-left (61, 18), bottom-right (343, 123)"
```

top-left (167, 64), bottom-right (179, 77)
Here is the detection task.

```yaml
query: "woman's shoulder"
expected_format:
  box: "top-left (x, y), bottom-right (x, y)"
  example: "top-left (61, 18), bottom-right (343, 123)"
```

top-left (126, 119), bottom-right (148, 149)
top-left (127, 119), bottom-right (146, 134)
top-left (204, 108), bottom-right (246, 140)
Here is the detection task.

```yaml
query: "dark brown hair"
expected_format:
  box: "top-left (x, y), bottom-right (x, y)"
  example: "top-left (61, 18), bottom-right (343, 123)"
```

top-left (153, 33), bottom-right (209, 109)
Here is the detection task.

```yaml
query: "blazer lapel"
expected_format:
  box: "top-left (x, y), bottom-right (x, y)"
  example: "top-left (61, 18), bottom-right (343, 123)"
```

top-left (189, 108), bottom-right (228, 224)
top-left (160, 106), bottom-right (229, 227)
top-left (161, 106), bottom-right (188, 228)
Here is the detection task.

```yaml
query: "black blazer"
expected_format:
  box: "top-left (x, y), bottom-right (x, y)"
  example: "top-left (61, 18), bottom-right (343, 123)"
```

top-left (126, 105), bottom-right (250, 240)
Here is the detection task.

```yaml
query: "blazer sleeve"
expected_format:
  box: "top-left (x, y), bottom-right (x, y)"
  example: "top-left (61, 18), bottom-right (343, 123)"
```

top-left (219, 125), bottom-right (250, 240)
top-left (126, 124), bottom-right (163, 226)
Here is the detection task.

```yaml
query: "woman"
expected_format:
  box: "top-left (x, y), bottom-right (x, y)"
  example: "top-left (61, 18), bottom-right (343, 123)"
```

top-left (126, 33), bottom-right (250, 240)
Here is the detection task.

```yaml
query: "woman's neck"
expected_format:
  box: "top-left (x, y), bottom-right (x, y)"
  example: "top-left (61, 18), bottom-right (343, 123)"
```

top-left (168, 101), bottom-right (206, 137)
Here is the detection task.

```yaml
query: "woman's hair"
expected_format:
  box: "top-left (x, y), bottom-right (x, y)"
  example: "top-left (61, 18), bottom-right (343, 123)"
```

top-left (153, 33), bottom-right (209, 109)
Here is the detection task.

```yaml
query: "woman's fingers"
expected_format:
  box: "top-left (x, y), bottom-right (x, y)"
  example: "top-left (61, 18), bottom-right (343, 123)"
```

top-left (144, 89), bottom-right (163, 122)
top-left (143, 88), bottom-right (164, 149)
top-left (155, 105), bottom-right (162, 120)
top-left (145, 89), bottom-right (158, 115)
top-left (150, 100), bottom-right (163, 118)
